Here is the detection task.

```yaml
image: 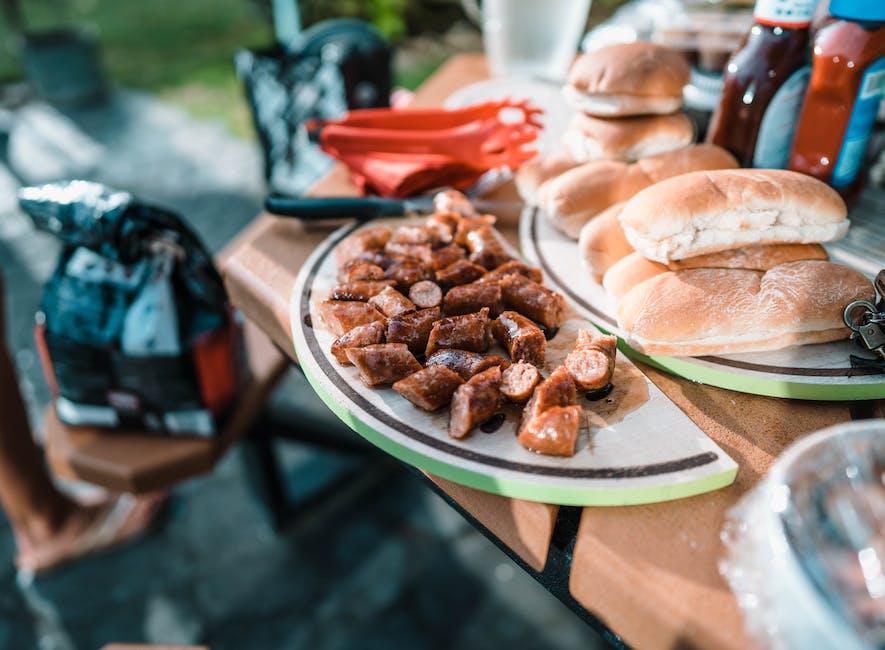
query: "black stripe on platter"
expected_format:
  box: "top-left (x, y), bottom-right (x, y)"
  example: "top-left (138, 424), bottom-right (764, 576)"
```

top-left (299, 219), bottom-right (719, 480)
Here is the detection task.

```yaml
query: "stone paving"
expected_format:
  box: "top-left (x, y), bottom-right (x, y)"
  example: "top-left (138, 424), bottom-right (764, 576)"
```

top-left (0, 90), bottom-right (606, 649)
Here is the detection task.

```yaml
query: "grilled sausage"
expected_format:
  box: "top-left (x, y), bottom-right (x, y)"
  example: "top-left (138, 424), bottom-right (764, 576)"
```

top-left (500, 273), bottom-right (565, 330)
top-left (480, 260), bottom-right (544, 284)
top-left (448, 366), bottom-right (503, 439)
top-left (335, 227), bottom-right (392, 268)
top-left (576, 328), bottom-right (618, 357)
top-left (427, 212), bottom-right (460, 239)
top-left (318, 300), bottom-right (386, 337)
top-left (330, 320), bottom-right (386, 365)
top-left (425, 349), bottom-right (510, 380)
top-left (368, 286), bottom-right (416, 318)
top-left (384, 241), bottom-right (434, 266)
top-left (330, 280), bottom-right (395, 301)
top-left (425, 308), bottom-right (491, 357)
top-left (345, 343), bottom-right (422, 386)
top-left (354, 250), bottom-right (396, 269)
top-left (518, 366), bottom-right (577, 436)
top-left (454, 215), bottom-right (496, 246)
top-left (390, 224), bottom-right (450, 247)
top-left (491, 311), bottom-right (546, 367)
top-left (518, 405), bottom-right (582, 457)
top-left (392, 365), bottom-right (464, 411)
top-left (386, 307), bottom-right (440, 356)
top-left (384, 260), bottom-right (432, 293)
top-left (429, 243), bottom-right (467, 271)
top-left (465, 225), bottom-right (513, 270)
top-left (435, 260), bottom-right (487, 288)
top-left (433, 189), bottom-right (476, 217)
top-left (408, 281), bottom-right (443, 309)
top-left (443, 282), bottom-right (504, 317)
top-left (339, 260), bottom-right (385, 282)
top-left (564, 328), bottom-right (617, 391)
top-left (500, 362), bottom-right (541, 404)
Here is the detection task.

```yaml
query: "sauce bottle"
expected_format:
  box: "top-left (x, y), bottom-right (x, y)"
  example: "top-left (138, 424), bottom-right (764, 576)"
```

top-left (788, 0), bottom-right (885, 199)
top-left (706, 0), bottom-right (818, 168)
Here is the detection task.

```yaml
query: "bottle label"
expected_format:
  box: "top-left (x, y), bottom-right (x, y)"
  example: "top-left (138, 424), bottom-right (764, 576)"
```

top-left (753, 0), bottom-right (816, 26)
top-left (832, 57), bottom-right (885, 188)
top-left (754, 66), bottom-right (811, 169)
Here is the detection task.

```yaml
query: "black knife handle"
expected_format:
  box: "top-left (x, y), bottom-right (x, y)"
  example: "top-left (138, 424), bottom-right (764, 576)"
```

top-left (264, 196), bottom-right (405, 221)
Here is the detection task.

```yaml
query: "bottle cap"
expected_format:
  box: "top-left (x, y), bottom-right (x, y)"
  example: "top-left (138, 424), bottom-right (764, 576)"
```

top-left (829, 0), bottom-right (885, 22)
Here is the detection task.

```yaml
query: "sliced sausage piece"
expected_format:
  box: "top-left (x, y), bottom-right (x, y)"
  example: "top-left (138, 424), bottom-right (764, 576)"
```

top-left (481, 260), bottom-right (544, 284)
top-left (500, 362), bottom-right (541, 404)
top-left (443, 282), bottom-right (504, 317)
top-left (454, 215), bottom-right (496, 246)
top-left (317, 300), bottom-right (386, 337)
top-left (575, 328), bottom-right (618, 357)
top-left (427, 212), bottom-right (460, 239)
top-left (330, 320), bottom-right (386, 365)
top-left (448, 366), bottom-right (503, 439)
top-left (433, 190), bottom-right (476, 218)
top-left (466, 226), bottom-right (513, 270)
top-left (491, 311), bottom-right (546, 367)
top-left (390, 224), bottom-right (449, 247)
top-left (368, 286), bottom-right (416, 318)
top-left (425, 308), bottom-right (491, 357)
top-left (429, 243), bottom-right (467, 271)
top-left (386, 307), bottom-right (440, 356)
top-left (330, 280), bottom-right (395, 301)
top-left (345, 343), bottom-right (422, 386)
top-left (355, 250), bottom-right (396, 269)
top-left (384, 260), bottom-right (432, 293)
top-left (518, 405), bottom-right (582, 457)
top-left (392, 365), bottom-right (464, 411)
top-left (500, 273), bottom-right (565, 330)
top-left (564, 348), bottom-right (614, 392)
top-left (384, 241), bottom-right (434, 266)
top-left (519, 366), bottom-right (577, 436)
top-left (339, 260), bottom-right (385, 282)
top-left (335, 227), bottom-right (392, 268)
top-left (408, 281), bottom-right (443, 309)
top-left (425, 349), bottom-right (510, 380)
top-left (435, 259), bottom-right (486, 288)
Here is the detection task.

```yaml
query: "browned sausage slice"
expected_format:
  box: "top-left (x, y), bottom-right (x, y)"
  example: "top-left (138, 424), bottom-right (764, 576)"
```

top-left (368, 286), bottom-right (416, 318)
top-left (518, 405), bottom-right (582, 457)
top-left (330, 320), bottom-right (387, 365)
top-left (339, 260), bottom-right (385, 282)
top-left (518, 366), bottom-right (577, 436)
top-left (425, 349), bottom-right (510, 380)
top-left (386, 307), bottom-right (440, 356)
top-left (392, 365), bottom-right (464, 411)
top-left (564, 348), bottom-right (614, 391)
top-left (500, 362), bottom-right (541, 403)
top-left (425, 308), bottom-right (490, 357)
top-left (491, 311), bottom-right (546, 366)
top-left (443, 282), bottom-right (504, 317)
top-left (500, 274), bottom-right (565, 330)
top-left (390, 224), bottom-right (450, 247)
top-left (453, 215), bottom-right (496, 246)
top-left (384, 241), bottom-right (434, 266)
top-left (384, 260), bottom-right (432, 293)
top-left (435, 259), bottom-right (487, 288)
top-left (330, 280), bottom-right (395, 301)
top-left (317, 300), bottom-right (386, 337)
top-left (429, 243), bottom-right (467, 271)
top-left (345, 343), bottom-right (422, 386)
top-left (480, 260), bottom-right (544, 284)
top-left (408, 281), bottom-right (443, 309)
top-left (465, 226), bottom-right (513, 270)
top-left (335, 227), bottom-right (392, 268)
top-left (448, 366), bottom-right (503, 439)
top-left (575, 328), bottom-right (618, 356)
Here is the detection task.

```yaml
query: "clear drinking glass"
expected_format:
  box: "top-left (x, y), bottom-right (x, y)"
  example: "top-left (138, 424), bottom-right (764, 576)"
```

top-left (462, 0), bottom-right (592, 82)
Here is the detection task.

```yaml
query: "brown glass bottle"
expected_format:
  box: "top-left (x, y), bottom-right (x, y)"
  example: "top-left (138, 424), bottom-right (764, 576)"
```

top-left (707, 6), bottom-right (814, 168)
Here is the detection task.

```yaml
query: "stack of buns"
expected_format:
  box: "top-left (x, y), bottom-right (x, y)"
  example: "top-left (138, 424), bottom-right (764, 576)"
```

top-left (516, 41), bottom-right (741, 240)
top-left (591, 169), bottom-right (874, 356)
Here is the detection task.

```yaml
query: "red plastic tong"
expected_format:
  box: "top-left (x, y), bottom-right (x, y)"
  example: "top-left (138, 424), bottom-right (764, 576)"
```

top-left (307, 100), bottom-right (543, 197)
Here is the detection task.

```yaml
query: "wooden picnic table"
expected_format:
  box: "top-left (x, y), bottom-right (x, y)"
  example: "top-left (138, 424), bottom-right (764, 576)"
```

top-left (219, 53), bottom-right (885, 649)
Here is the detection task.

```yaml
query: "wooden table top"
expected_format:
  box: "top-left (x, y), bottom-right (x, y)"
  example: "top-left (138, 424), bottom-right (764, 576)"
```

top-left (219, 53), bottom-right (884, 650)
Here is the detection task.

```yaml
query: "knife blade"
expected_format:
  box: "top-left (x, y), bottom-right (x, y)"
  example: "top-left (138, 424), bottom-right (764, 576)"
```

top-left (264, 195), bottom-right (524, 221)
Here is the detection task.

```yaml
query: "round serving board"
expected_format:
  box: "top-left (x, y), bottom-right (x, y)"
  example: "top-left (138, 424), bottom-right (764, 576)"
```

top-left (520, 205), bottom-right (885, 401)
top-left (291, 217), bottom-right (737, 506)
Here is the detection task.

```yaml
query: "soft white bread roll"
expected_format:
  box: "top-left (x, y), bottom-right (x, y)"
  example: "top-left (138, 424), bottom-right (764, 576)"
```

top-left (619, 169), bottom-right (850, 263)
top-left (578, 202), bottom-right (634, 281)
top-left (602, 243), bottom-right (831, 298)
top-left (563, 112), bottom-right (695, 163)
top-left (545, 144), bottom-right (738, 239)
top-left (616, 260), bottom-right (873, 356)
top-left (565, 43), bottom-right (690, 117)
top-left (515, 150), bottom-right (581, 206)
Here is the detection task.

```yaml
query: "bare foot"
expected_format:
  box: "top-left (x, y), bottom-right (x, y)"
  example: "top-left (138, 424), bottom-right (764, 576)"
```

top-left (15, 492), bottom-right (167, 575)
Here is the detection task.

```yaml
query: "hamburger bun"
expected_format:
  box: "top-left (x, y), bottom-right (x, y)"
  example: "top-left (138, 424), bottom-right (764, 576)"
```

top-left (620, 169), bottom-right (849, 263)
top-left (515, 150), bottom-right (581, 206)
top-left (577, 202), bottom-right (634, 281)
top-left (563, 111), bottom-right (695, 163)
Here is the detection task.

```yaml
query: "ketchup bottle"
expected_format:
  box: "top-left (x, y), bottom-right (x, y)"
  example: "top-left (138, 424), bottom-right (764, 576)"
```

top-left (706, 0), bottom-right (818, 168)
top-left (788, 0), bottom-right (885, 199)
